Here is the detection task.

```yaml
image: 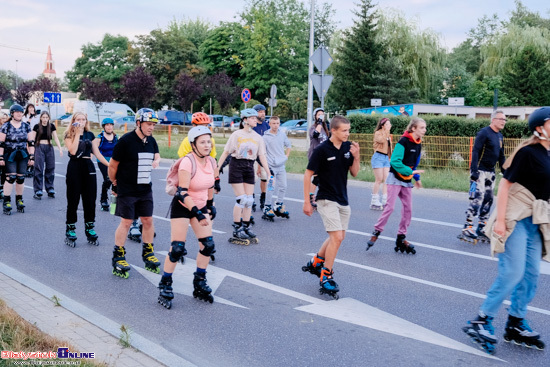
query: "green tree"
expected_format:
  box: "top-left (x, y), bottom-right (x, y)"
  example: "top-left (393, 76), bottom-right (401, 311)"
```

top-left (508, 0), bottom-right (550, 30)
top-left (199, 22), bottom-right (245, 82)
top-left (448, 39), bottom-right (482, 75)
top-left (66, 34), bottom-right (132, 92)
top-left (287, 84), bottom-right (308, 118)
top-left (166, 17), bottom-right (212, 49)
top-left (239, 0), bottom-right (309, 102)
top-left (331, 0), bottom-right (382, 110)
top-left (365, 56), bottom-right (419, 105)
top-left (313, 2), bottom-right (337, 48)
top-left (135, 28), bottom-right (199, 108)
top-left (443, 64), bottom-right (474, 103)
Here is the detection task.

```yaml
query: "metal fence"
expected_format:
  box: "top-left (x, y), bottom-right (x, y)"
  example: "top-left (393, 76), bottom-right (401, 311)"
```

top-left (350, 133), bottom-right (524, 170)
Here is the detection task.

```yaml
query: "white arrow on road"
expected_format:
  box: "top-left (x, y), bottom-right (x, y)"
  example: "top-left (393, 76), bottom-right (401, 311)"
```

top-left (134, 253), bottom-right (501, 361)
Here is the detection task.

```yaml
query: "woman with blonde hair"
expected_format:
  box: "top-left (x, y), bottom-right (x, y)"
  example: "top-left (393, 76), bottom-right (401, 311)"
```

top-left (370, 117), bottom-right (392, 210)
top-left (63, 112), bottom-right (109, 247)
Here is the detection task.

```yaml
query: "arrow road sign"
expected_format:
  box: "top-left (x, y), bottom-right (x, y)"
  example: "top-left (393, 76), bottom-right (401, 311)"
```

top-left (241, 89), bottom-right (252, 104)
top-left (44, 92), bottom-right (61, 104)
top-left (310, 74), bottom-right (333, 99)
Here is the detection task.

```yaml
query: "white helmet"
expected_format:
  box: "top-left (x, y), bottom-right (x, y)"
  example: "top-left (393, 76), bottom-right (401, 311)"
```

top-left (188, 126), bottom-right (212, 144)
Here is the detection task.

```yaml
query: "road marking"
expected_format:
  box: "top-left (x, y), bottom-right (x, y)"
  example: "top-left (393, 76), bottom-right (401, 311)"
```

top-left (320, 254), bottom-right (550, 317)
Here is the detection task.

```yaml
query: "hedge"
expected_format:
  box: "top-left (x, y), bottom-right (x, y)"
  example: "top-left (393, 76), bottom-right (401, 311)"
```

top-left (347, 114), bottom-right (530, 138)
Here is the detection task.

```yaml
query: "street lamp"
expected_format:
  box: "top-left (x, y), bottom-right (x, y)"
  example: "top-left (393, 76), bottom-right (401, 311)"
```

top-left (15, 59), bottom-right (18, 89)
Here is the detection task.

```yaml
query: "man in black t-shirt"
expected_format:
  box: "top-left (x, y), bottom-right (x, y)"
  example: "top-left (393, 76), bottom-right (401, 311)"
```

top-left (108, 108), bottom-right (161, 278)
top-left (459, 110), bottom-right (506, 244)
top-left (302, 115), bottom-right (360, 299)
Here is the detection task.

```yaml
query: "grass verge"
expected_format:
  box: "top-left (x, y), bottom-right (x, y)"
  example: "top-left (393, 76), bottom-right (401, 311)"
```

top-left (0, 298), bottom-right (106, 366)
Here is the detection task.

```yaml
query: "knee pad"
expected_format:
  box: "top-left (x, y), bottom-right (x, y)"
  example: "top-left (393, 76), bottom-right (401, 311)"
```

top-left (6, 174), bottom-right (17, 184)
top-left (235, 194), bottom-right (246, 208)
top-left (261, 179), bottom-right (267, 183)
top-left (244, 195), bottom-right (254, 208)
top-left (168, 241), bottom-right (187, 263)
top-left (16, 176), bottom-right (25, 184)
top-left (199, 236), bottom-right (216, 257)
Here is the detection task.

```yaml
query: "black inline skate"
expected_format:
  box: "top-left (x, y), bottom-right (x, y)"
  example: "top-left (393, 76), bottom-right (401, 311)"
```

top-left (252, 193), bottom-right (257, 212)
top-left (142, 243), bottom-right (161, 273)
top-left (302, 255), bottom-right (324, 277)
top-left (228, 223), bottom-right (250, 245)
top-left (15, 195), bottom-right (25, 213)
top-left (85, 222), bottom-right (99, 246)
top-left (33, 190), bottom-right (43, 200)
top-left (476, 223), bottom-right (490, 244)
top-left (319, 267), bottom-right (339, 300)
top-left (3, 197), bottom-right (12, 215)
top-left (112, 246), bottom-right (131, 278)
top-left (457, 224), bottom-right (478, 244)
top-left (242, 221), bottom-right (259, 244)
top-left (158, 275), bottom-right (174, 309)
top-left (274, 202), bottom-right (289, 219)
top-left (503, 316), bottom-right (545, 350)
top-left (463, 314), bottom-right (497, 355)
top-left (261, 204), bottom-right (275, 222)
top-left (366, 230), bottom-right (381, 251)
top-left (259, 192), bottom-right (266, 211)
top-left (65, 223), bottom-right (77, 247)
top-left (127, 220), bottom-right (141, 242)
top-left (395, 234), bottom-right (416, 254)
top-left (193, 272), bottom-right (214, 303)
top-left (47, 189), bottom-right (55, 198)
top-left (100, 200), bottom-right (109, 212)
top-left (0, 186), bottom-right (3, 201)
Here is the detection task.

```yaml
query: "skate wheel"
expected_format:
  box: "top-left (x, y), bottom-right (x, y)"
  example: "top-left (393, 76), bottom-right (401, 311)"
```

top-left (394, 246), bottom-right (398, 252)
top-left (301, 266), bottom-right (309, 272)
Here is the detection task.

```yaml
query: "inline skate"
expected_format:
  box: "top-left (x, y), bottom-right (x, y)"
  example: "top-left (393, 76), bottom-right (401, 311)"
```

top-left (112, 246), bottom-right (131, 278)
top-left (100, 200), bottom-right (109, 212)
top-left (3, 197), bottom-right (12, 215)
top-left (228, 223), bottom-right (250, 245)
top-left (261, 204), bottom-right (275, 222)
top-left (259, 192), bottom-right (266, 211)
top-left (395, 234), bottom-right (416, 254)
top-left (370, 194), bottom-right (383, 211)
top-left (302, 255), bottom-right (324, 277)
top-left (158, 275), bottom-right (174, 309)
top-left (33, 190), bottom-right (43, 200)
top-left (65, 223), bottom-right (77, 247)
top-left (503, 316), bottom-right (545, 350)
top-left (274, 202), bottom-right (289, 219)
top-left (193, 272), bottom-right (214, 303)
top-left (15, 196), bottom-right (25, 213)
top-left (47, 189), bottom-right (55, 198)
top-left (366, 230), bottom-right (381, 251)
top-left (457, 224), bottom-right (478, 244)
top-left (127, 220), bottom-right (141, 242)
top-left (242, 222), bottom-right (259, 244)
top-left (476, 223), bottom-right (490, 244)
top-left (142, 243), bottom-right (160, 273)
top-left (463, 314), bottom-right (497, 355)
top-left (85, 222), bottom-right (99, 246)
top-left (319, 267), bottom-right (339, 300)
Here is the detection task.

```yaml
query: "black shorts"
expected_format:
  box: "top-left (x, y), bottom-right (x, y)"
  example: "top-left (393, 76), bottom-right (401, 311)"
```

top-left (228, 158), bottom-right (255, 185)
top-left (115, 191), bottom-right (154, 219)
top-left (170, 197), bottom-right (208, 219)
top-left (4, 149), bottom-right (29, 175)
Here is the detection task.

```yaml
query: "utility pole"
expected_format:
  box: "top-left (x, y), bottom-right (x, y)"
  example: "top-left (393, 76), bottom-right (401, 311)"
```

top-left (15, 59), bottom-right (19, 89)
top-left (306, 0), bottom-right (315, 149)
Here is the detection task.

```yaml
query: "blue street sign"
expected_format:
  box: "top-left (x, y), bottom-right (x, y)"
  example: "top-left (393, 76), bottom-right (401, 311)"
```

top-left (241, 89), bottom-right (252, 104)
top-left (44, 92), bottom-right (61, 103)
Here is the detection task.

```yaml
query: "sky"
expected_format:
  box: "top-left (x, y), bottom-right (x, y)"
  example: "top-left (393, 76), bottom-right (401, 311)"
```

top-left (0, 0), bottom-right (548, 82)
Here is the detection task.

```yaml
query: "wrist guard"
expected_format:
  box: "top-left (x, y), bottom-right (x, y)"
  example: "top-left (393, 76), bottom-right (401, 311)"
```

top-left (191, 206), bottom-right (206, 221)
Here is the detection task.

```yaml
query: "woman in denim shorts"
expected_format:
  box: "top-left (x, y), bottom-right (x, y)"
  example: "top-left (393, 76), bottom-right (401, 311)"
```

top-left (370, 118), bottom-right (392, 210)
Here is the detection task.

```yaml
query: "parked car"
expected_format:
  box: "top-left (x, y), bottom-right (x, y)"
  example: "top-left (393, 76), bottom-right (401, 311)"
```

top-left (53, 113), bottom-right (72, 127)
top-left (226, 116), bottom-right (242, 131)
top-left (112, 116), bottom-right (136, 132)
top-left (157, 111), bottom-right (192, 126)
top-left (280, 119), bottom-right (307, 135)
top-left (210, 115), bottom-right (228, 132)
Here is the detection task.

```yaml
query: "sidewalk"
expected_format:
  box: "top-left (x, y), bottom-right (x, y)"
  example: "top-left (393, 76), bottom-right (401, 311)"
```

top-left (0, 263), bottom-right (195, 367)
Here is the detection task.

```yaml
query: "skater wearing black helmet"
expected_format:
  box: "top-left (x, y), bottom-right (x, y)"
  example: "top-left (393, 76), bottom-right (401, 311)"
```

top-left (252, 103), bottom-right (269, 211)
top-left (217, 108), bottom-right (270, 245)
top-left (158, 126), bottom-right (218, 308)
top-left (0, 104), bottom-right (35, 214)
top-left (108, 108), bottom-right (161, 278)
top-left (462, 107), bottom-right (550, 354)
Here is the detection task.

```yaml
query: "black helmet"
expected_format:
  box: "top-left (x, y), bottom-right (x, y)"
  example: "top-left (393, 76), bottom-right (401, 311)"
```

top-left (9, 104), bottom-right (24, 115)
top-left (253, 104), bottom-right (266, 112)
top-left (528, 107), bottom-right (550, 132)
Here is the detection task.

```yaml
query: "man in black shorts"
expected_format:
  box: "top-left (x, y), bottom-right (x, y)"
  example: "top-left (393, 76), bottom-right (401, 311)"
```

top-left (108, 108), bottom-right (161, 278)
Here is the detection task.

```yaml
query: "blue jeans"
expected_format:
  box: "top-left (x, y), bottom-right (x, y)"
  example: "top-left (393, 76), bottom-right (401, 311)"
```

top-left (481, 217), bottom-right (542, 318)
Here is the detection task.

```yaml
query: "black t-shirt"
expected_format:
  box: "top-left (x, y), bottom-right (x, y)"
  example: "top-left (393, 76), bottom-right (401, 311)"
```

top-left (33, 123), bottom-right (56, 142)
top-left (307, 139), bottom-right (354, 206)
top-left (471, 126), bottom-right (505, 173)
top-left (111, 130), bottom-right (159, 197)
top-left (504, 143), bottom-right (550, 201)
top-left (68, 131), bottom-right (95, 159)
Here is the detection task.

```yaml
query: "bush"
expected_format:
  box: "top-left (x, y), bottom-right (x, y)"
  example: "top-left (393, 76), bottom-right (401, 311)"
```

top-left (347, 113), bottom-right (530, 138)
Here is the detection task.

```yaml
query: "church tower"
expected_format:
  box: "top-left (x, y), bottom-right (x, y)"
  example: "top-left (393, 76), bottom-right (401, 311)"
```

top-left (43, 45), bottom-right (56, 79)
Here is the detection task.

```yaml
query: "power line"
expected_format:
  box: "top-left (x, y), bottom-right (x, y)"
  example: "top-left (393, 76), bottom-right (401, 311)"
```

top-left (0, 43), bottom-right (47, 55)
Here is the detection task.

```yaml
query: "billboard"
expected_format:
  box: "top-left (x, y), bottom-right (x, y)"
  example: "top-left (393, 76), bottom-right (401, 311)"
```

top-left (347, 104), bottom-right (414, 117)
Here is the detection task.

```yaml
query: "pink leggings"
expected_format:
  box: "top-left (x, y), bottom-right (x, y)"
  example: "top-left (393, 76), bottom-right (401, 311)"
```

top-left (374, 184), bottom-right (413, 235)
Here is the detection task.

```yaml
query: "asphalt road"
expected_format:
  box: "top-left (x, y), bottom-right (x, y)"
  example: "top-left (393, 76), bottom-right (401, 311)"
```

top-left (1, 154), bottom-right (548, 367)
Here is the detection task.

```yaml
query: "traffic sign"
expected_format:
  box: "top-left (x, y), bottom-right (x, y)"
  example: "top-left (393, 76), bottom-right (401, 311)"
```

top-left (44, 92), bottom-right (61, 103)
top-left (448, 97), bottom-right (464, 106)
top-left (241, 89), bottom-right (252, 104)
top-left (310, 74), bottom-right (333, 99)
top-left (270, 84), bottom-right (277, 99)
top-left (371, 99), bottom-right (382, 107)
top-left (268, 98), bottom-right (277, 107)
top-left (310, 46), bottom-right (333, 72)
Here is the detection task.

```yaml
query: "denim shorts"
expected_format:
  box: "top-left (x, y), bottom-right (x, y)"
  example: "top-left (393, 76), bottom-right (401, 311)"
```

top-left (371, 152), bottom-right (390, 169)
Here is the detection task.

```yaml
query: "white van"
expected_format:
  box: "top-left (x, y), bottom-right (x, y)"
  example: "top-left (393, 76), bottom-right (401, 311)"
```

top-left (55, 100), bottom-right (135, 126)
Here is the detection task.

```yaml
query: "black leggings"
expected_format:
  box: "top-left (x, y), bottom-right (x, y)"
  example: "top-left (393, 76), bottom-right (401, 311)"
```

top-left (66, 158), bottom-right (97, 224)
top-left (97, 162), bottom-right (112, 202)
